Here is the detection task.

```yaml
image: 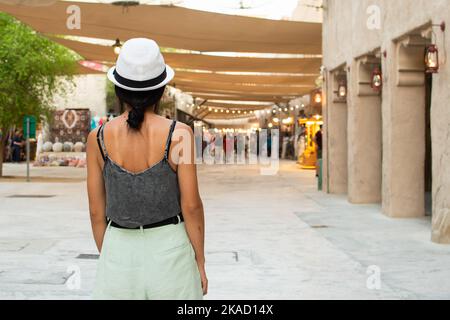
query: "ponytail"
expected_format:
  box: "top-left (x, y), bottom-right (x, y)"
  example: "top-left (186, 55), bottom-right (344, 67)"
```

top-left (115, 85), bottom-right (166, 130)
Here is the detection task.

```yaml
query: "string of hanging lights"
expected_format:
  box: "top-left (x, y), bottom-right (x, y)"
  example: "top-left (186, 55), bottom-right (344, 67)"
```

top-left (198, 103), bottom-right (303, 117)
top-left (200, 106), bottom-right (266, 116)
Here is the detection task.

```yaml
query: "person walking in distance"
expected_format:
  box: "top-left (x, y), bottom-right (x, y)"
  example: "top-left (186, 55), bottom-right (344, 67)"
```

top-left (87, 38), bottom-right (207, 300)
top-left (314, 125), bottom-right (323, 177)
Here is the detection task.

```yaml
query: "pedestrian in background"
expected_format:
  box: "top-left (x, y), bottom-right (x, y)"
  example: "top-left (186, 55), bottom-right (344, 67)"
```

top-left (314, 125), bottom-right (323, 177)
top-left (11, 130), bottom-right (24, 163)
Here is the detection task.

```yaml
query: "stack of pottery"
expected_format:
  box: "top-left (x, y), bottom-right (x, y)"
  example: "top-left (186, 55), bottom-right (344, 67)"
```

top-left (63, 142), bottom-right (74, 152)
top-left (36, 139), bottom-right (87, 168)
top-left (74, 142), bottom-right (85, 153)
top-left (52, 142), bottom-right (63, 152)
top-left (42, 141), bottom-right (53, 152)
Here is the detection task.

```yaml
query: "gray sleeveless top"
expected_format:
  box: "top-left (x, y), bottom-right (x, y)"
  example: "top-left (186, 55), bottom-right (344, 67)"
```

top-left (97, 120), bottom-right (181, 228)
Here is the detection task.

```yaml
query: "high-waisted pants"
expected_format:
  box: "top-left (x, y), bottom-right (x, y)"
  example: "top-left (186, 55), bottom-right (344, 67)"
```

top-left (92, 221), bottom-right (203, 300)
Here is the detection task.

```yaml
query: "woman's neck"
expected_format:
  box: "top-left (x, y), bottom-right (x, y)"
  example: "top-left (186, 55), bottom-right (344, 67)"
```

top-left (123, 108), bottom-right (156, 117)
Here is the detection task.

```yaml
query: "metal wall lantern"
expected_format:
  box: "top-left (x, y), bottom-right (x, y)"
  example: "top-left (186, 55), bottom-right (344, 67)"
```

top-left (425, 44), bottom-right (439, 73)
top-left (314, 91), bottom-right (322, 104)
top-left (371, 66), bottom-right (382, 92)
top-left (337, 79), bottom-right (347, 98)
top-left (113, 38), bottom-right (122, 55)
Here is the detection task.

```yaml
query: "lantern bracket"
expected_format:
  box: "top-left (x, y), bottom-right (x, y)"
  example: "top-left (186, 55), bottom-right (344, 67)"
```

top-left (399, 34), bottom-right (430, 48)
top-left (396, 34), bottom-right (430, 86)
top-left (332, 68), bottom-right (348, 103)
top-left (356, 54), bottom-right (381, 96)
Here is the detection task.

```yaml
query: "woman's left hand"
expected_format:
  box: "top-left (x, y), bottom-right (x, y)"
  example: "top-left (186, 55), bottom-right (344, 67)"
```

top-left (197, 261), bottom-right (208, 295)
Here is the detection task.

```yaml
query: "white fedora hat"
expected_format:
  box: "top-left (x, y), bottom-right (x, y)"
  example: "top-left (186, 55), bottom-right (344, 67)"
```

top-left (107, 38), bottom-right (174, 91)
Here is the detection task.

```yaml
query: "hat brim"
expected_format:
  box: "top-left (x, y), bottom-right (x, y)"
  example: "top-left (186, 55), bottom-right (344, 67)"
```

top-left (107, 64), bottom-right (175, 91)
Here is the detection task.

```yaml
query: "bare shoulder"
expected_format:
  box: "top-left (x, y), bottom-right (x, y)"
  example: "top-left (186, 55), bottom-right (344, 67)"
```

top-left (86, 127), bottom-right (102, 163)
top-left (153, 115), bottom-right (193, 136)
top-left (87, 127), bottom-right (100, 146)
top-left (102, 116), bottom-right (125, 133)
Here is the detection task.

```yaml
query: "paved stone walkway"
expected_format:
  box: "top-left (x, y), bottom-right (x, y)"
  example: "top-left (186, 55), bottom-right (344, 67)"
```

top-left (0, 161), bottom-right (449, 299)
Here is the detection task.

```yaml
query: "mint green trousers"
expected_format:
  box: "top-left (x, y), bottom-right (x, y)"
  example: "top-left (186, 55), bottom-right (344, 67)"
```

top-left (92, 221), bottom-right (203, 300)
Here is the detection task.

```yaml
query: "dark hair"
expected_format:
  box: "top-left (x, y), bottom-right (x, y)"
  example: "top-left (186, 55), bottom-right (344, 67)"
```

top-left (115, 85), bottom-right (166, 130)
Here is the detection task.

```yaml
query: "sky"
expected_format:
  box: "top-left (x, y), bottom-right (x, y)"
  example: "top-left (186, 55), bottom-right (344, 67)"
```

top-left (67, 0), bottom-right (322, 22)
top-left (168, 0), bottom-right (299, 20)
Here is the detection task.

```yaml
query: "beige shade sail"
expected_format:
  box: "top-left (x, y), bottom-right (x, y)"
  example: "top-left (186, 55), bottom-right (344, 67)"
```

top-left (174, 80), bottom-right (314, 96)
top-left (0, 1), bottom-right (321, 54)
top-left (200, 101), bottom-right (272, 109)
top-left (202, 113), bottom-right (258, 120)
top-left (48, 37), bottom-right (321, 74)
top-left (174, 71), bottom-right (317, 86)
top-left (178, 86), bottom-right (311, 97)
top-left (166, 55), bottom-right (321, 74)
top-left (47, 38), bottom-right (317, 93)
top-left (193, 108), bottom-right (259, 119)
top-left (179, 86), bottom-right (309, 97)
top-left (189, 93), bottom-right (295, 103)
top-left (48, 36), bottom-right (117, 62)
top-left (0, 0), bottom-right (57, 5)
top-left (75, 63), bottom-right (104, 75)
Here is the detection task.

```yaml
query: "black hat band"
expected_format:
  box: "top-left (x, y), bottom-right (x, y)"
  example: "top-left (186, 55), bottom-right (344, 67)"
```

top-left (113, 67), bottom-right (167, 89)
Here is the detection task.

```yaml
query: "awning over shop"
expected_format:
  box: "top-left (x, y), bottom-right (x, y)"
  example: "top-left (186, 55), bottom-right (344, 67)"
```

top-left (0, 1), bottom-right (322, 54)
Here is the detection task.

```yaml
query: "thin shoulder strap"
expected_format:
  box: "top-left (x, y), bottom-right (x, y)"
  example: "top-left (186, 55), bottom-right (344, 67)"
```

top-left (164, 120), bottom-right (177, 160)
top-left (96, 124), bottom-right (108, 161)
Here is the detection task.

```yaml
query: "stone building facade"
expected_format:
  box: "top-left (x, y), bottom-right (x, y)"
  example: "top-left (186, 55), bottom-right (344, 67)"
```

top-left (322, 0), bottom-right (450, 243)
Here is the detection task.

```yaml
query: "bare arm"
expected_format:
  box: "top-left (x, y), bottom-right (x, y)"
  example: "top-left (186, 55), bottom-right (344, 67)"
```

top-left (173, 123), bottom-right (207, 295)
top-left (86, 128), bottom-right (107, 253)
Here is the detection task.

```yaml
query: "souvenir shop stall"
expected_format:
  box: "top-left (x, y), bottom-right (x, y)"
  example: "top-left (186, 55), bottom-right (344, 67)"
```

top-left (297, 116), bottom-right (323, 170)
top-left (34, 108), bottom-right (92, 168)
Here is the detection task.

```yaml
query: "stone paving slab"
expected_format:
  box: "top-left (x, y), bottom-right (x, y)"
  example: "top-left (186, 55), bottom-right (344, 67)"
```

top-left (0, 162), bottom-right (449, 299)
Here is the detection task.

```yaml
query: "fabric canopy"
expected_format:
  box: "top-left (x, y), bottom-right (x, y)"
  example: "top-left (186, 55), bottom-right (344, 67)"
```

top-left (48, 37), bottom-right (321, 75)
top-left (75, 63), bottom-right (103, 75)
top-left (187, 93), bottom-right (295, 103)
top-left (166, 54), bottom-right (321, 74)
top-left (0, 1), bottom-right (321, 54)
top-left (201, 101), bottom-right (272, 109)
top-left (0, 1), bottom-right (323, 110)
top-left (0, 0), bottom-right (56, 5)
top-left (201, 112), bottom-right (262, 120)
top-left (175, 81), bottom-right (313, 96)
top-left (51, 37), bottom-right (317, 98)
top-left (174, 71), bottom-right (317, 86)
